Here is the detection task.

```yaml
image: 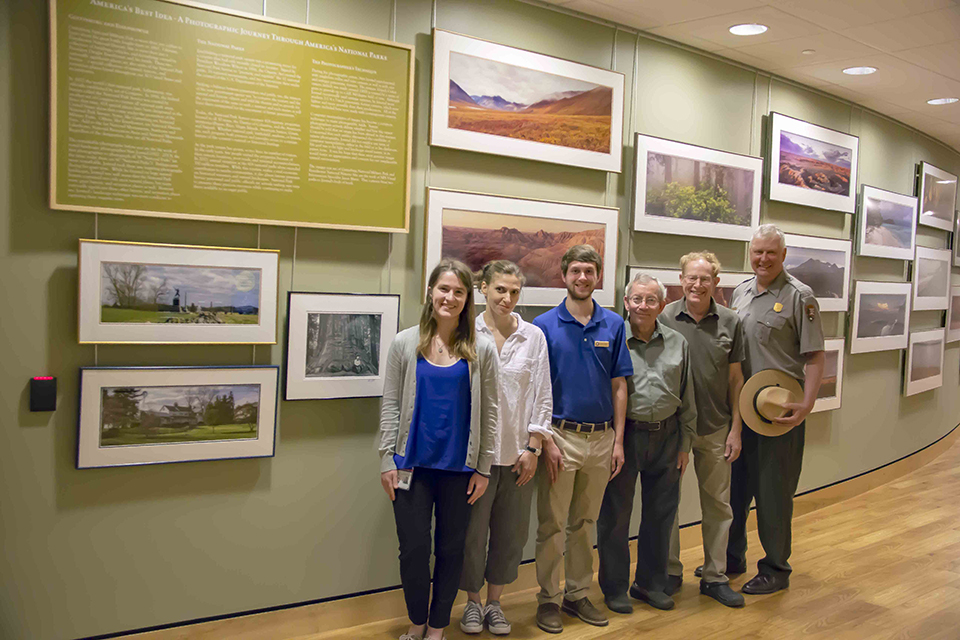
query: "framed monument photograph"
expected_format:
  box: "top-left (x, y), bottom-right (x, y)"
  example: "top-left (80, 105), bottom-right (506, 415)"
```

top-left (767, 112), bottom-right (859, 214)
top-left (812, 338), bottom-right (844, 413)
top-left (430, 29), bottom-right (625, 172)
top-left (903, 329), bottom-right (945, 397)
top-left (285, 293), bottom-right (400, 400)
top-left (783, 234), bottom-right (851, 313)
top-left (625, 266), bottom-right (750, 308)
top-left (946, 285), bottom-right (960, 344)
top-left (632, 134), bottom-right (762, 241)
top-left (911, 246), bottom-right (951, 311)
top-left (77, 365), bottom-right (280, 469)
top-left (916, 162), bottom-right (958, 232)
top-left (856, 185), bottom-right (917, 261)
top-left (849, 281), bottom-right (912, 355)
top-left (78, 239), bottom-right (280, 345)
top-left (425, 188), bottom-right (619, 307)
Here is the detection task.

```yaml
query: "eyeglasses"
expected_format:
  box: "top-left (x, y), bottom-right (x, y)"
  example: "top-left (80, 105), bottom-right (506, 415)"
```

top-left (682, 275), bottom-right (714, 284)
top-left (627, 296), bottom-right (661, 307)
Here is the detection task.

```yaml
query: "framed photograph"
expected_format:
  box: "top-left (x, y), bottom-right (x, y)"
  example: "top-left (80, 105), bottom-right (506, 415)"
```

top-left (425, 188), bottom-right (619, 307)
top-left (946, 285), bottom-right (960, 344)
top-left (625, 266), bottom-right (750, 308)
top-left (911, 246), bottom-right (951, 311)
top-left (916, 162), bottom-right (958, 231)
top-left (767, 112), bottom-right (859, 214)
top-left (632, 134), bottom-right (762, 241)
top-left (430, 29), bottom-right (625, 172)
top-left (285, 293), bottom-right (400, 400)
top-left (849, 281), bottom-right (912, 355)
top-left (903, 329), bottom-right (945, 397)
top-left (78, 366), bottom-right (279, 469)
top-left (783, 234), bottom-right (851, 312)
top-left (812, 338), bottom-right (844, 413)
top-left (856, 185), bottom-right (917, 261)
top-left (79, 240), bottom-right (280, 345)
top-left (954, 211), bottom-right (960, 267)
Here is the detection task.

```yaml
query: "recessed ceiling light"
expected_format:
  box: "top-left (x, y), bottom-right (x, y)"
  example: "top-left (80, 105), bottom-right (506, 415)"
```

top-left (842, 66), bottom-right (877, 75)
top-left (729, 23), bottom-right (768, 36)
top-left (927, 97), bottom-right (959, 105)
top-left (801, 49), bottom-right (816, 55)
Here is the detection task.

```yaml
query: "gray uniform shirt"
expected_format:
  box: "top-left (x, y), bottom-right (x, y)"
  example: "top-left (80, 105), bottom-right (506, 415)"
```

top-left (660, 298), bottom-right (744, 436)
top-left (624, 319), bottom-right (698, 453)
top-left (730, 269), bottom-right (825, 382)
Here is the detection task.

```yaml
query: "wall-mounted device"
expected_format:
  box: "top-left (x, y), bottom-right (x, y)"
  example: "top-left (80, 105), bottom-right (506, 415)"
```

top-left (30, 377), bottom-right (57, 412)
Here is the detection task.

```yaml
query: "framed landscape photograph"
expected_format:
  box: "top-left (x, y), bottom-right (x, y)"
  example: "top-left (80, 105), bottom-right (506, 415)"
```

top-left (625, 266), bottom-right (750, 308)
top-left (903, 329), bottom-right (945, 397)
top-left (916, 162), bottom-right (958, 231)
top-left (783, 234), bottom-right (851, 312)
top-left (78, 366), bottom-right (279, 469)
top-left (285, 293), bottom-right (400, 400)
top-left (812, 338), bottom-right (844, 413)
top-left (946, 286), bottom-right (960, 344)
top-left (78, 240), bottom-right (280, 345)
top-left (856, 185), bottom-right (917, 261)
top-left (632, 134), bottom-right (762, 241)
top-left (911, 246), bottom-right (951, 311)
top-left (430, 29), bottom-right (625, 172)
top-left (849, 281), bottom-right (912, 355)
top-left (767, 112), bottom-right (859, 214)
top-left (954, 211), bottom-right (960, 267)
top-left (425, 189), bottom-right (619, 307)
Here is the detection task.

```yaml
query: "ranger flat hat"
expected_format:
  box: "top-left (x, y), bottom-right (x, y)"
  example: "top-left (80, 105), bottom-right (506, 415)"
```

top-left (740, 369), bottom-right (804, 437)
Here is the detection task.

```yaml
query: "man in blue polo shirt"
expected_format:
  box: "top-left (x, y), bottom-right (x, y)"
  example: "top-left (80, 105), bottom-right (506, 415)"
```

top-left (532, 244), bottom-right (633, 634)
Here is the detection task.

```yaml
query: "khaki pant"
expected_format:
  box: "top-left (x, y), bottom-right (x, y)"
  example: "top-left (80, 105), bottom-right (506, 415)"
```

top-left (667, 426), bottom-right (733, 584)
top-left (535, 425), bottom-right (614, 605)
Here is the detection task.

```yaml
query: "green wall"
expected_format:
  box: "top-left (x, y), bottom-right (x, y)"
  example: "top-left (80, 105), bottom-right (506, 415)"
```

top-left (1, 0), bottom-right (958, 638)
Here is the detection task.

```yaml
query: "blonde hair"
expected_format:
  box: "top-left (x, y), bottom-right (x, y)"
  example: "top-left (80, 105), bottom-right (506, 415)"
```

top-left (418, 259), bottom-right (477, 362)
top-left (679, 251), bottom-right (722, 278)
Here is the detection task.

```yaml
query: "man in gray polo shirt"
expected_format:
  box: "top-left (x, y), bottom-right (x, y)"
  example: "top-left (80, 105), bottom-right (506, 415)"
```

top-left (661, 251), bottom-right (745, 609)
top-left (726, 224), bottom-right (824, 595)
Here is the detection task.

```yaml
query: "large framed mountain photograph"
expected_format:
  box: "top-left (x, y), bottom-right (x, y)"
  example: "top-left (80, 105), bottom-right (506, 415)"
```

top-left (430, 29), bottom-right (625, 172)
top-left (783, 234), bottom-right (851, 313)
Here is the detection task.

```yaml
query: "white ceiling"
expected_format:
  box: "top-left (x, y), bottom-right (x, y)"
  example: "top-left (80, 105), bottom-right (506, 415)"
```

top-left (541, 0), bottom-right (960, 153)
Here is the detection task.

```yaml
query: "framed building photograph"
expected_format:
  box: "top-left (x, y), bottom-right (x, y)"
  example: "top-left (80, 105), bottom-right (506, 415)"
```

top-left (78, 240), bottom-right (280, 345)
top-left (916, 162), bottom-right (958, 232)
top-left (946, 285), bottom-right (960, 344)
top-left (78, 366), bottom-right (279, 469)
top-left (625, 266), bottom-right (750, 308)
top-left (856, 185), bottom-right (917, 261)
top-left (812, 338), bottom-right (844, 413)
top-left (911, 246), bottom-right (951, 311)
top-left (903, 329), bottom-right (945, 397)
top-left (430, 29), bottom-right (625, 172)
top-left (783, 234), bottom-right (852, 312)
top-left (632, 134), bottom-right (762, 241)
top-left (425, 188), bottom-right (619, 307)
top-left (849, 281), bottom-right (912, 355)
top-left (767, 112), bottom-right (859, 214)
top-left (285, 293), bottom-right (400, 400)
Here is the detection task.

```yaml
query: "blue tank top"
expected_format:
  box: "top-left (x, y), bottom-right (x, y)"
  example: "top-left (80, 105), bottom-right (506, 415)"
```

top-left (393, 357), bottom-right (473, 473)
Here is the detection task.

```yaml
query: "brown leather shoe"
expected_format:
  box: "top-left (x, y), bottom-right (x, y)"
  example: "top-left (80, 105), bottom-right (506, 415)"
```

top-left (561, 597), bottom-right (609, 627)
top-left (536, 603), bottom-right (563, 634)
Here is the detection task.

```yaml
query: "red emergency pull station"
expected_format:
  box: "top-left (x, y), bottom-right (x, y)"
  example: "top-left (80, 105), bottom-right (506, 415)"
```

top-left (30, 376), bottom-right (57, 412)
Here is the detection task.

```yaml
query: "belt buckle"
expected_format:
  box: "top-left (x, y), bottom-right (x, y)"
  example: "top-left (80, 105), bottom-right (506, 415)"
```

top-left (651, 420), bottom-right (661, 431)
top-left (576, 422), bottom-right (583, 433)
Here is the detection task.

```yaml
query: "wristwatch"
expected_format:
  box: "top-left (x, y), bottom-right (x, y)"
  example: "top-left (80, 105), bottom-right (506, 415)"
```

top-left (525, 445), bottom-right (542, 457)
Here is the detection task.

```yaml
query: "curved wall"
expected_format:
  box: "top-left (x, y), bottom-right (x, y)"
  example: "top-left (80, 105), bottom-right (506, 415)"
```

top-left (0, 0), bottom-right (957, 638)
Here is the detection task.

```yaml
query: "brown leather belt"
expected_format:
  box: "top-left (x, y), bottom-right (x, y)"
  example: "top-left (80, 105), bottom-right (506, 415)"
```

top-left (552, 418), bottom-right (611, 433)
top-left (627, 414), bottom-right (678, 432)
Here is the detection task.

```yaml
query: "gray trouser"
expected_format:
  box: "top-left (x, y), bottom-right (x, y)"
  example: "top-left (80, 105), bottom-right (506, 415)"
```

top-left (667, 426), bottom-right (734, 584)
top-left (460, 465), bottom-right (535, 592)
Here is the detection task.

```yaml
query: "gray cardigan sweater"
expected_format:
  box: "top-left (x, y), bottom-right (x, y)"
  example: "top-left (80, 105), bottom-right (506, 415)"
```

top-left (378, 326), bottom-right (500, 475)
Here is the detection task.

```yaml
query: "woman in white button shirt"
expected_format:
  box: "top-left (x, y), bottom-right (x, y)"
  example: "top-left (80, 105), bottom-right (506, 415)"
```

top-left (459, 260), bottom-right (553, 636)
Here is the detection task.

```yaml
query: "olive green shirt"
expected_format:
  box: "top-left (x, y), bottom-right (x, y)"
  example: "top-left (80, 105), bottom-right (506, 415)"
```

top-left (730, 269), bottom-right (825, 382)
top-left (625, 319), bottom-right (698, 453)
top-left (660, 298), bottom-right (744, 436)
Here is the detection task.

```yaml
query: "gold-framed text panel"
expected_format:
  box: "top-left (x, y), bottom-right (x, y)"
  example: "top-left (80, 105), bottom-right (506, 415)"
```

top-left (50, 0), bottom-right (414, 233)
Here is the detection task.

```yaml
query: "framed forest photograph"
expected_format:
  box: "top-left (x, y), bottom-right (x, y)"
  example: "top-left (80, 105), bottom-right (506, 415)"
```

top-left (625, 266), bottom-right (750, 308)
top-left (783, 234), bottom-right (851, 312)
top-left (856, 185), bottom-right (917, 261)
top-left (812, 338), bottom-right (844, 413)
top-left (903, 329), bottom-right (945, 397)
top-left (849, 281), bottom-right (912, 355)
top-left (916, 162), bottom-right (958, 232)
top-left (285, 293), bottom-right (400, 400)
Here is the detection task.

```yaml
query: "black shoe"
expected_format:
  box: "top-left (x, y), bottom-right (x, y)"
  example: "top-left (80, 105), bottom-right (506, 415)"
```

top-left (741, 573), bottom-right (789, 595)
top-left (696, 563), bottom-right (747, 577)
top-left (629, 582), bottom-right (675, 610)
top-left (604, 593), bottom-right (634, 614)
top-left (665, 574), bottom-right (683, 596)
top-left (700, 581), bottom-right (745, 607)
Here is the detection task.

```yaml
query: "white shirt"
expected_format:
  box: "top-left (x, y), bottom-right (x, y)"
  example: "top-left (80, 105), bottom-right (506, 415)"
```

top-left (476, 312), bottom-right (553, 466)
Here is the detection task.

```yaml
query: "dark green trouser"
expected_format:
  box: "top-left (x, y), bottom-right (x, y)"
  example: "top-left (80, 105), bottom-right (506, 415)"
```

top-left (727, 423), bottom-right (805, 577)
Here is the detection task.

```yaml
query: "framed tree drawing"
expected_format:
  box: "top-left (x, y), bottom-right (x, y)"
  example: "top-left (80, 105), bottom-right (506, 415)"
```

top-left (911, 246), bottom-right (951, 311)
top-left (625, 266), bottom-right (750, 308)
top-left (916, 162), bottom-right (958, 232)
top-left (849, 281), bottom-right (911, 355)
top-left (783, 234), bottom-right (852, 312)
top-left (856, 185), bottom-right (917, 261)
top-left (903, 329), bottom-right (945, 397)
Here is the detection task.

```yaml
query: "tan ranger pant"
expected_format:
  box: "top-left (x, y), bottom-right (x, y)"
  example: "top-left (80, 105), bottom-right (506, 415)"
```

top-left (667, 426), bottom-right (734, 584)
top-left (536, 425), bottom-right (614, 605)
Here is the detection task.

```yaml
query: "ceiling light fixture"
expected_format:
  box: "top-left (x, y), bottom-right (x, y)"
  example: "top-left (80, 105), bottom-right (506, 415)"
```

top-left (842, 66), bottom-right (877, 75)
top-left (729, 23), bottom-right (768, 36)
top-left (927, 97), bottom-right (959, 105)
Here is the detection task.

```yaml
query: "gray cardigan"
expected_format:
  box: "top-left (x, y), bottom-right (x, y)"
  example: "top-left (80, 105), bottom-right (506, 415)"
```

top-left (378, 326), bottom-right (500, 475)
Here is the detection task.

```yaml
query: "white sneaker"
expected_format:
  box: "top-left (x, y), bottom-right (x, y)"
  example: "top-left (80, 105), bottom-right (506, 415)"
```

top-left (399, 633), bottom-right (422, 640)
top-left (460, 600), bottom-right (484, 634)
top-left (484, 601), bottom-right (512, 635)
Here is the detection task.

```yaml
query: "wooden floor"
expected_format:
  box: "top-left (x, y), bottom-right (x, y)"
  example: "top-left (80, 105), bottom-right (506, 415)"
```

top-left (132, 431), bottom-right (960, 640)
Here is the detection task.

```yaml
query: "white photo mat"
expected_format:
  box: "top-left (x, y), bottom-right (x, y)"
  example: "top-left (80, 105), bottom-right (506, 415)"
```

top-left (78, 240), bottom-right (280, 345)
top-left (285, 293), bottom-right (400, 400)
top-left (916, 162), bottom-right (958, 232)
top-left (625, 266), bottom-right (751, 307)
top-left (632, 134), bottom-right (762, 241)
top-left (430, 29), bottom-right (625, 173)
top-left (946, 285), bottom-right (960, 344)
top-left (78, 366), bottom-right (279, 469)
top-left (767, 112), bottom-right (859, 214)
top-left (783, 233), bottom-right (852, 313)
top-left (425, 189), bottom-right (620, 307)
top-left (812, 338), bottom-right (844, 413)
top-left (911, 245), bottom-right (951, 311)
top-left (903, 328), bottom-right (945, 397)
top-left (954, 212), bottom-right (960, 267)
top-left (848, 281), bottom-right (912, 354)
top-left (856, 185), bottom-right (917, 261)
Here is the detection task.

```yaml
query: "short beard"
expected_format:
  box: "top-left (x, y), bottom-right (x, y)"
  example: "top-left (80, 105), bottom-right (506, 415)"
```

top-left (566, 286), bottom-right (594, 301)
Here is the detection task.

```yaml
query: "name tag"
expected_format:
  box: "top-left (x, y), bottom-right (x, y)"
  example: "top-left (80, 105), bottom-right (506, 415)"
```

top-left (594, 340), bottom-right (609, 348)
